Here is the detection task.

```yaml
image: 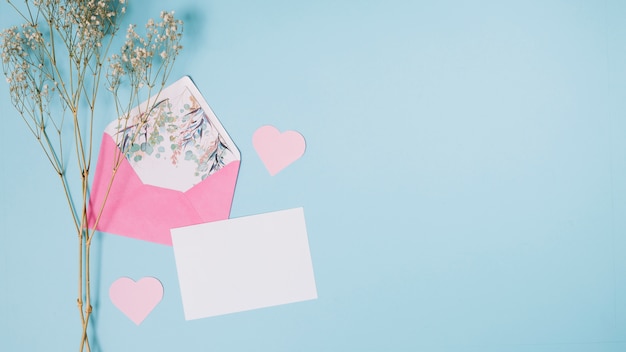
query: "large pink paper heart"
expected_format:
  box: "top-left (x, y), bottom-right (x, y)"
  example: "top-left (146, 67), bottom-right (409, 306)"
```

top-left (109, 277), bottom-right (163, 325)
top-left (253, 125), bottom-right (306, 176)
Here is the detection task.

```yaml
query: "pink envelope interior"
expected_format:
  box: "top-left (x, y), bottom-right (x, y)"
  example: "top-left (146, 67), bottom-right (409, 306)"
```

top-left (88, 134), bottom-right (240, 246)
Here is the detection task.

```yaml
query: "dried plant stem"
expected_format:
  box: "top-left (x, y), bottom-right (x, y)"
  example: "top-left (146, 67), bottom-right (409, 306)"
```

top-left (81, 174), bottom-right (91, 352)
top-left (2, 1), bottom-right (183, 350)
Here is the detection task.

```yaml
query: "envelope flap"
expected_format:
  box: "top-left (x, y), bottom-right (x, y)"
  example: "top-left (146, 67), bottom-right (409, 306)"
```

top-left (105, 76), bottom-right (240, 192)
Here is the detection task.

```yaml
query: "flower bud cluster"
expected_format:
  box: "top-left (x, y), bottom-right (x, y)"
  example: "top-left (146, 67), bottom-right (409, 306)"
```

top-left (106, 10), bottom-right (183, 92)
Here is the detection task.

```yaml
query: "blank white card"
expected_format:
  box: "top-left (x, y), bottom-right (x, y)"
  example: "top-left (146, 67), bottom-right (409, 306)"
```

top-left (171, 207), bottom-right (318, 320)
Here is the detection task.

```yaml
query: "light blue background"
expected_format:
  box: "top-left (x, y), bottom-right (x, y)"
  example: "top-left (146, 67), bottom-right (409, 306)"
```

top-left (2, 1), bottom-right (626, 351)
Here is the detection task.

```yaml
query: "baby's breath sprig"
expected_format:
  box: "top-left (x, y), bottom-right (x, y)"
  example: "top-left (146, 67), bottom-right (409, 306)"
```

top-left (106, 9), bottom-right (183, 151)
top-left (0, 1), bottom-right (183, 350)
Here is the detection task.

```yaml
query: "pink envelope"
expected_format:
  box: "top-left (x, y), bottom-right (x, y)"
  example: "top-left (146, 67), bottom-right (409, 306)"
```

top-left (88, 77), bottom-right (240, 246)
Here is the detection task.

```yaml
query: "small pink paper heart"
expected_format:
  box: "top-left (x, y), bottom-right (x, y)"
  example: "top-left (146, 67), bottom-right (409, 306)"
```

top-left (109, 277), bottom-right (163, 325)
top-left (253, 125), bottom-right (306, 176)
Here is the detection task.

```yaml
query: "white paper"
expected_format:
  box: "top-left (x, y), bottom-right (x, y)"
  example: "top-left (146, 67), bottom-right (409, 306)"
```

top-left (171, 207), bottom-right (318, 320)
